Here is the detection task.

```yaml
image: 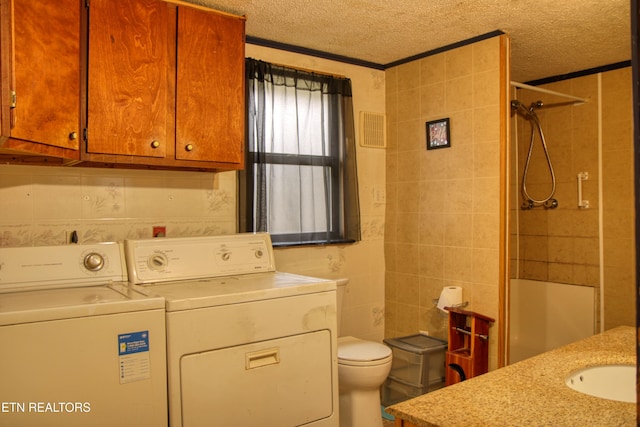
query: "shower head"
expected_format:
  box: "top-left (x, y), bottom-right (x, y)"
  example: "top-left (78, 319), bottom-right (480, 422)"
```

top-left (530, 100), bottom-right (544, 110)
top-left (511, 99), bottom-right (544, 112)
top-left (511, 99), bottom-right (544, 119)
top-left (511, 99), bottom-right (530, 116)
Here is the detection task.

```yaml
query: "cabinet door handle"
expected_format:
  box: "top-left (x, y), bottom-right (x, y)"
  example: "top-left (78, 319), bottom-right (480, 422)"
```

top-left (69, 132), bottom-right (78, 140)
top-left (185, 144), bottom-right (194, 152)
top-left (150, 140), bottom-right (160, 149)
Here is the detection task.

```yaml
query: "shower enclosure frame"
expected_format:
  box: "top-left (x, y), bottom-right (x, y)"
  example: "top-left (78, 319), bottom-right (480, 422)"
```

top-left (507, 77), bottom-right (605, 366)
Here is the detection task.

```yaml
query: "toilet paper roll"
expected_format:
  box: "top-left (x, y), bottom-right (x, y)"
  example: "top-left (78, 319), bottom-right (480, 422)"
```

top-left (437, 286), bottom-right (462, 313)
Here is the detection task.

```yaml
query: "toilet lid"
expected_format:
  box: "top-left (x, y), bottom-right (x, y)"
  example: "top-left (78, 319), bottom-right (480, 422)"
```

top-left (338, 337), bottom-right (392, 362)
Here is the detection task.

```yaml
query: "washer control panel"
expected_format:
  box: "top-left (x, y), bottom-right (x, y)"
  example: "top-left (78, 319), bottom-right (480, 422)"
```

top-left (0, 242), bottom-right (126, 291)
top-left (125, 233), bottom-right (276, 284)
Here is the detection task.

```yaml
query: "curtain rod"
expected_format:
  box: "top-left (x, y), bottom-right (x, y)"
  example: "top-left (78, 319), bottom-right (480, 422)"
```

top-left (510, 81), bottom-right (588, 103)
top-left (268, 60), bottom-right (347, 79)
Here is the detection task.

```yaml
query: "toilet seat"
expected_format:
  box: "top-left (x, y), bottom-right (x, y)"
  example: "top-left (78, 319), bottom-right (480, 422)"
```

top-left (338, 336), bottom-right (392, 366)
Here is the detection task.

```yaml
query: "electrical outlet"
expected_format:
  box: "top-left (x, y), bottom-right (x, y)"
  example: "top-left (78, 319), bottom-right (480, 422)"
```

top-left (153, 226), bottom-right (166, 237)
top-left (372, 187), bottom-right (386, 204)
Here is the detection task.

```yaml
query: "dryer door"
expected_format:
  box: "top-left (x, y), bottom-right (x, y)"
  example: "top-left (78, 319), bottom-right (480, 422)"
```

top-left (180, 330), bottom-right (333, 426)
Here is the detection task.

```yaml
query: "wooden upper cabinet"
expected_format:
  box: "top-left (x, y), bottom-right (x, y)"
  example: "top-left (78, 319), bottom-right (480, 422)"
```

top-left (0, 0), bottom-right (245, 169)
top-left (87, 0), bottom-right (170, 158)
top-left (0, 0), bottom-right (81, 158)
top-left (175, 6), bottom-right (244, 164)
top-left (86, 0), bottom-right (246, 169)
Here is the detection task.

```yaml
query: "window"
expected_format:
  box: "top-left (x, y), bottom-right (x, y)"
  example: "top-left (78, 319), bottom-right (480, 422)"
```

top-left (239, 59), bottom-right (360, 246)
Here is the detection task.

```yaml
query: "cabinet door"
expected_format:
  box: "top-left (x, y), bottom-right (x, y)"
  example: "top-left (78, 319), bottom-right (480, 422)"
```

top-left (87, 0), bottom-right (170, 158)
top-left (4, 0), bottom-right (80, 151)
top-left (175, 7), bottom-right (244, 164)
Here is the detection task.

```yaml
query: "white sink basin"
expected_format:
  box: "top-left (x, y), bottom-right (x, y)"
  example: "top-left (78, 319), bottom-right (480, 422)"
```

top-left (566, 364), bottom-right (635, 403)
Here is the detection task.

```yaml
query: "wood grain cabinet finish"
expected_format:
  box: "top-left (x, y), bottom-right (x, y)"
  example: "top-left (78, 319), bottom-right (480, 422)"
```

top-left (175, 6), bottom-right (244, 165)
top-left (86, 0), bottom-right (245, 169)
top-left (87, 0), bottom-right (171, 159)
top-left (0, 0), bottom-right (245, 170)
top-left (0, 0), bottom-right (82, 161)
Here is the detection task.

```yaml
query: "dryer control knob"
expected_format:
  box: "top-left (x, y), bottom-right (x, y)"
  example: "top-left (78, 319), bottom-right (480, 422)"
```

top-left (84, 253), bottom-right (105, 271)
top-left (148, 253), bottom-right (169, 271)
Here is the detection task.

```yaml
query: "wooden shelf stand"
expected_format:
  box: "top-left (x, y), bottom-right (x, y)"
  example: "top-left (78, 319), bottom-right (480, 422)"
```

top-left (445, 307), bottom-right (495, 386)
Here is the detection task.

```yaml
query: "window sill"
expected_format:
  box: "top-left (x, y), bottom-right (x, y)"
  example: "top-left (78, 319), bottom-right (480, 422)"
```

top-left (272, 239), bottom-right (356, 248)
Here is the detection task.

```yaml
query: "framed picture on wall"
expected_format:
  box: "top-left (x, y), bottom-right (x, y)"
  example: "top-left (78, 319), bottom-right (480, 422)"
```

top-left (426, 118), bottom-right (451, 150)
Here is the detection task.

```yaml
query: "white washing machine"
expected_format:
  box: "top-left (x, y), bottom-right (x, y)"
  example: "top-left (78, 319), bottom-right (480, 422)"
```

top-left (125, 233), bottom-right (338, 427)
top-left (0, 242), bottom-right (168, 427)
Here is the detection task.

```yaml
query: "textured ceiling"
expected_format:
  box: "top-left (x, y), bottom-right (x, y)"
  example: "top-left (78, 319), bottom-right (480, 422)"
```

top-left (190, 0), bottom-right (630, 83)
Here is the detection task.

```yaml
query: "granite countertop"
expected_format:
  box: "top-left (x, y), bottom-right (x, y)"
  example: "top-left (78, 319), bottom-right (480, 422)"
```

top-left (386, 326), bottom-right (636, 426)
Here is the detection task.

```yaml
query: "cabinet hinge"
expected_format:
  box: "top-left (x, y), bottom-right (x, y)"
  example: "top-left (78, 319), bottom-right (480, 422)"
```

top-left (83, 128), bottom-right (88, 144)
top-left (85, 0), bottom-right (90, 8)
top-left (9, 91), bottom-right (16, 108)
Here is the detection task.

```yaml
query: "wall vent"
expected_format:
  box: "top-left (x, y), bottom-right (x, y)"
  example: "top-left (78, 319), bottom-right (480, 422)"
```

top-left (359, 111), bottom-right (386, 148)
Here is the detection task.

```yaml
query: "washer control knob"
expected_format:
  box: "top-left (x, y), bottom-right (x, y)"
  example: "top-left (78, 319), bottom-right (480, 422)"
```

top-left (255, 249), bottom-right (264, 258)
top-left (84, 253), bottom-right (105, 271)
top-left (221, 252), bottom-right (231, 262)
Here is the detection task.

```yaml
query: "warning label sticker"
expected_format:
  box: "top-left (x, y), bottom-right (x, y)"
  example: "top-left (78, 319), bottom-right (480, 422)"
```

top-left (118, 331), bottom-right (151, 383)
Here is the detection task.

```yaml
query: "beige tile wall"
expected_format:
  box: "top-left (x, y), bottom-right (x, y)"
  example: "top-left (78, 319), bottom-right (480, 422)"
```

top-left (510, 67), bottom-right (635, 330)
top-left (601, 68), bottom-right (635, 329)
top-left (511, 75), bottom-right (600, 286)
top-left (384, 35), bottom-right (507, 370)
top-left (0, 165), bottom-right (238, 245)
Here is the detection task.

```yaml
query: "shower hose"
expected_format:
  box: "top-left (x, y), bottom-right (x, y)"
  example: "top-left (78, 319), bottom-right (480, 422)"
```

top-left (516, 101), bottom-right (558, 209)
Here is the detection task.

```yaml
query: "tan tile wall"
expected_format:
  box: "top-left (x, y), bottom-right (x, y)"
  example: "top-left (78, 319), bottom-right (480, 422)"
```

top-left (384, 35), bottom-right (506, 370)
top-left (0, 165), bottom-right (238, 245)
top-left (511, 75), bottom-right (600, 285)
top-left (510, 67), bottom-right (635, 330)
top-left (601, 68), bottom-right (635, 329)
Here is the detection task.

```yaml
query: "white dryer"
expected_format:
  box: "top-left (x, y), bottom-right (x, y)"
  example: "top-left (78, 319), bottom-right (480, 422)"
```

top-left (125, 233), bottom-right (338, 427)
top-left (0, 242), bottom-right (168, 427)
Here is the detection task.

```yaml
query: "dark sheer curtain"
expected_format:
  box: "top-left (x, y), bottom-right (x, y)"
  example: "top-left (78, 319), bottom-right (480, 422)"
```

top-left (239, 58), bottom-right (360, 246)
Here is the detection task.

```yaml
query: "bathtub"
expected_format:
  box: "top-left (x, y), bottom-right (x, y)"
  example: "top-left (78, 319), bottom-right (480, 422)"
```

top-left (508, 278), bottom-right (596, 364)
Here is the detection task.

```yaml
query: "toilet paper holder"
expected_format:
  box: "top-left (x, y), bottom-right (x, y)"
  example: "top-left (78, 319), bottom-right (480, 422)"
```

top-left (432, 298), bottom-right (469, 310)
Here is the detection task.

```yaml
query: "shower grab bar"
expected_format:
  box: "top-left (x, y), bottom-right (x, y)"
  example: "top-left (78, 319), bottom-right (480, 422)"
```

top-left (577, 172), bottom-right (589, 209)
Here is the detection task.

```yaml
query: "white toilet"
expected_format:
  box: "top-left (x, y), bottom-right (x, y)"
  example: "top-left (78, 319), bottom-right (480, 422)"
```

top-left (336, 279), bottom-right (392, 427)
